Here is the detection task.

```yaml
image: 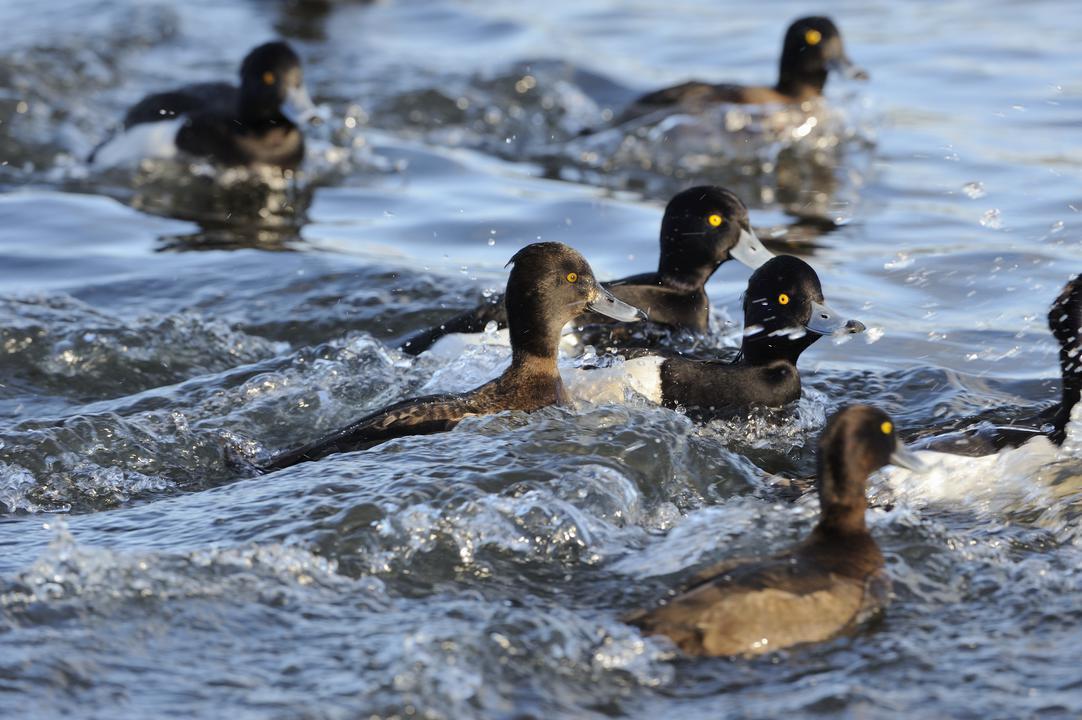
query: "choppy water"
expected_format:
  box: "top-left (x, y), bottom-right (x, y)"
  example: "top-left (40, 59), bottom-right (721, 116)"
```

top-left (1, 1), bottom-right (1081, 718)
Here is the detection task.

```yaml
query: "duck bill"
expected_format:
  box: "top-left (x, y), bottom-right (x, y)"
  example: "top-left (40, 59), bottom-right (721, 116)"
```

top-left (729, 227), bottom-right (773, 270)
top-left (889, 441), bottom-right (927, 473)
top-left (805, 300), bottom-right (866, 336)
top-left (827, 56), bottom-right (869, 81)
top-left (281, 83), bottom-right (322, 124)
top-left (588, 286), bottom-right (646, 322)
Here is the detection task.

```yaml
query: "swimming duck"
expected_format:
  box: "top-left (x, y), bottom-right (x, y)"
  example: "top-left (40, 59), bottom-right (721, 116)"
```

top-left (261, 243), bottom-right (644, 471)
top-left (616, 16), bottom-right (866, 125)
top-left (400, 186), bottom-right (772, 355)
top-left (915, 273), bottom-right (1082, 453)
top-left (90, 41), bottom-right (320, 170)
top-left (625, 405), bottom-right (923, 656)
top-left (570, 255), bottom-right (864, 416)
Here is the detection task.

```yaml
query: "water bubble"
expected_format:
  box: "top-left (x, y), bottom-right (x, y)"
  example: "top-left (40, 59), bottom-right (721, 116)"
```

top-left (979, 209), bottom-right (1002, 229)
top-left (884, 252), bottom-right (913, 270)
top-left (962, 181), bottom-right (986, 199)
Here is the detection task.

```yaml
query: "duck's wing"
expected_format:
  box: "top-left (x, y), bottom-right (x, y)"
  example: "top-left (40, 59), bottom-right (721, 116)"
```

top-left (399, 299), bottom-right (507, 356)
top-left (618, 82), bottom-right (745, 123)
top-left (912, 422), bottom-right (1047, 456)
top-left (260, 392), bottom-right (475, 472)
top-left (626, 559), bottom-right (875, 656)
top-left (123, 82), bottom-right (237, 128)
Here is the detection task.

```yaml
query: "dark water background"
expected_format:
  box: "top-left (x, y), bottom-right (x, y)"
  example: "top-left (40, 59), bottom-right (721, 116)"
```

top-left (0, 1), bottom-right (1080, 718)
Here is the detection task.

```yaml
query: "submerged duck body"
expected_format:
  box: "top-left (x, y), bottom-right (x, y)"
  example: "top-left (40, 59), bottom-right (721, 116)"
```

top-left (399, 186), bottom-right (772, 355)
top-left (915, 273), bottom-right (1082, 454)
top-left (261, 242), bottom-right (643, 471)
top-left (91, 41), bottom-right (319, 170)
top-left (617, 16), bottom-right (866, 125)
top-left (570, 255), bottom-right (864, 416)
top-left (626, 405), bottom-right (923, 656)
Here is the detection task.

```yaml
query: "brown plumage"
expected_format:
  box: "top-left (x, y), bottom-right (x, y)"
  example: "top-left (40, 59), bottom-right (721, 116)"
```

top-left (626, 405), bottom-right (922, 656)
top-left (261, 243), bottom-right (643, 471)
top-left (617, 16), bottom-right (866, 125)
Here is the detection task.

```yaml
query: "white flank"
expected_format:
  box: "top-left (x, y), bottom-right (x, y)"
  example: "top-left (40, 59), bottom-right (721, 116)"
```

top-left (878, 436), bottom-right (1062, 512)
top-left (91, 118), bottom-right (185, 168)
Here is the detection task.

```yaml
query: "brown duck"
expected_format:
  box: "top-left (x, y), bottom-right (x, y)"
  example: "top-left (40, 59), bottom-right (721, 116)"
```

top-left (617, 16), bottom-right (866, 125)
top-left (261, 242), bottom-right (644, 471)
top-left (625, 405), bottom-right (923, 656)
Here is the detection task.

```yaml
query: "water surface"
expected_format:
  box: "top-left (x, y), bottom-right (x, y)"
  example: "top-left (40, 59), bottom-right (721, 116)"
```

top-left (1, 1), bottom-right (1081, 718)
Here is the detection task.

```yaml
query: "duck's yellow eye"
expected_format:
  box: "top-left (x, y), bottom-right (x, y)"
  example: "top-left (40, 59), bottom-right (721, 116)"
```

top-left (262, 71), bottom-right (276, 85)
top-left (777, 293), bottom-right (790, 305)
top-left (805, 29), bottom-right (822, 46)
top-left (880, 421), bottom-right (893, 435)
top-left (708, 214), bottom-right (723, 227)
top-left (566, 272), bottom-right (578, 283)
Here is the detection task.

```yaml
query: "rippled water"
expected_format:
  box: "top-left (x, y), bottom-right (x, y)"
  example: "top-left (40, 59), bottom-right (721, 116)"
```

top-left (1, 1), bottom-right (1081, 718)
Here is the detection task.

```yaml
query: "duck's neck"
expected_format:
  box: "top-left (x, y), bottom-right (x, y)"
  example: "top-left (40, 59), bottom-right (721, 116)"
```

top-left (237, 95), bottom-right (292, 130)
top-left (658, 259), bottom-right (716, 293)
top-left (776, 70), bottom-right (826, 101)
top-left (812, 503), bottom-right (868, 536)
top-left (506, 296), bottom-right (564, 376)
top-left (739, 331), bottom-right (812, 366)
top-left (813, 441), bottom-right (872, 537)
top-left (509, 315), bottom-right (562, 368)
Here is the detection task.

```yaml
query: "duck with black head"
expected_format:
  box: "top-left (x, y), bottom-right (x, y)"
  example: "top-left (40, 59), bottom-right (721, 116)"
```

top-left (90, 41), bottom-right (321, 170)
top-left (399, 186), bottom-right (772, 356)
top-left (616, 16), bottom-right (867, 125)
top-left (914, 273), bottom-right (1082, 454)
top-left (568, 255), bottom-right (864, 417)
top-left (624, 405), bottom-right (923, 657)
top-left (260, 243), bottom-right (644, 472)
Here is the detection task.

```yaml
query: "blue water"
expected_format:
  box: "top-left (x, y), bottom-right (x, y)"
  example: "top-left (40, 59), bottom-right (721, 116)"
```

top-left (1, 1), bottom-right (1080, 718)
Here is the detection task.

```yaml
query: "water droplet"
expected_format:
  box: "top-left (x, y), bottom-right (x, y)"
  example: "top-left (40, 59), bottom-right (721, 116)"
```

top-left (979, 209), bottom-right (1002, 229)
top-left (962, 181), bottom-right (986, 199)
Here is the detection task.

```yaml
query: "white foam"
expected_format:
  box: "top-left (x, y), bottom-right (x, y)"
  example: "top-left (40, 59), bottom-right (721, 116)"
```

top-left (91, 118), bottom-right (184, 168)
top-left (425, 328), bottom-right (512, 362)
top-left (879, 438), bottom-right (1060, 511)
top-left (563, 356), bottom-right (664, 405)
top-left (424, 325), bottom-right (584, 364)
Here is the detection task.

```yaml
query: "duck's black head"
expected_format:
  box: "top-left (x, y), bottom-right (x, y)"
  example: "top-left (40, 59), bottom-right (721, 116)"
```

top-left (777, 17), bottom-right (866, 98)
top-left (740, 255), bottom-right (864, 365)
top-left (505, 242), bottom-right (644, 363)
top-left (1048, 274), bottom-right (1082, 444)
top-left (658, 186), bottom-right (772, 288)
top-left (238, 41), bottom-right (319, 125)
top-left (816, 405), bottom-right (921, 532)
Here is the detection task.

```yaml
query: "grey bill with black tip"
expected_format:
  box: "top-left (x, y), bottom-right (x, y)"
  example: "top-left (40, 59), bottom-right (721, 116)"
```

top-left (805, 300), bottom-right (865, 336)
top-left (281, 84), bottom-right (324, 124)
top-left (589, 286), bottom-right (647, 322)
top-left (889, 441), bottom-right (927, 473)
top-left (827, 56), bottom-right (869, 81)
top-left (729, 227), bottom-right (773, 270)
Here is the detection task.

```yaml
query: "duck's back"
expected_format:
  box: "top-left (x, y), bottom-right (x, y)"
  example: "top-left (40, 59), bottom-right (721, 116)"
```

top-left (601, 274), bottom-right (709, 331)
top-left (619, 82), bottom-right (790, 124)
top-left (629, 558), bottom-right (886, 656)
top-left (123, 82), bottom-right (237, 128)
